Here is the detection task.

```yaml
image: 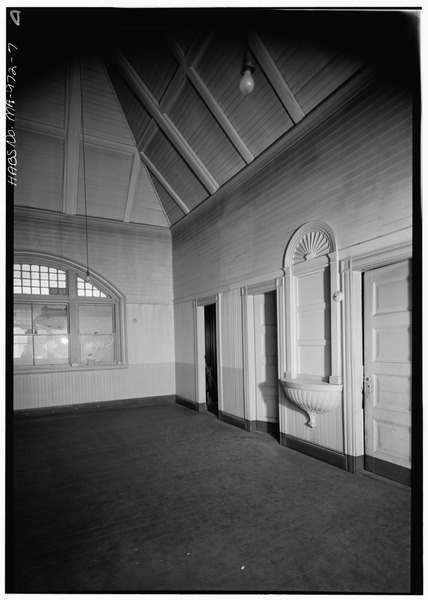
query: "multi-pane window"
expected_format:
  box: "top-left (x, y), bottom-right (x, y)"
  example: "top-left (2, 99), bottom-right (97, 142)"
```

top-left (14, 264), bottom-right (67, 295)
top-left (77, 277), bottom-right (106, 297)
top-left (13, 260), bottom-right (122, 368)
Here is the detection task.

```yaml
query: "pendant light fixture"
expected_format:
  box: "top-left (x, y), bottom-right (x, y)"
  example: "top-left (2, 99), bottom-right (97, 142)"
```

top-left (239, 47), bottom-right (255, 94)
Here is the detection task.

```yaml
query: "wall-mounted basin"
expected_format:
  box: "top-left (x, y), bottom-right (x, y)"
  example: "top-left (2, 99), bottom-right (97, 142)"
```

top-left (280, 379), bottom-right (343, 428)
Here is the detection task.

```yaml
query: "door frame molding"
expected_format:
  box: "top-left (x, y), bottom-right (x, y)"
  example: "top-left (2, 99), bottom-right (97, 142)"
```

top-left (340, 234), bottom-right (412, 472)
top-left (193, 295), bottom-right (222, 410)
top-left (241, 280), bottom-right (282, 427)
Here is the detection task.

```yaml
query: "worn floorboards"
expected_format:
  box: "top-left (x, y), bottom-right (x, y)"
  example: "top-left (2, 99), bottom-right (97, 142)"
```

top-left (11, 402), bottom-right (412, 593)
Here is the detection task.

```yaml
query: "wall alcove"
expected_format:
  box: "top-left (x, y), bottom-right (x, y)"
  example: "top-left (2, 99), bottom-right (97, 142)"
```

top-left (279, 222), bottom-right (343, 428)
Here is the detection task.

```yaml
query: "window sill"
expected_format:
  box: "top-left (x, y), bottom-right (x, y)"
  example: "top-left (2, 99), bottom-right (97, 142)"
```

top-left (14, 364), bottom-right (128, 375)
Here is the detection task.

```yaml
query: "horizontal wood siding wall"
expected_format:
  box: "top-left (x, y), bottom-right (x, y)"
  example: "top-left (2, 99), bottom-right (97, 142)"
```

top-left (14, 212), bottom-right (173, 304)
top-left (14, 364), bottom-right (175, 411)
top-left (172, 77), bottom-right (412, 449)
top-left (174, 301), bottom-right (196, 402)
top-left (172, 78), bottom-right (412, 301)
top-left (220, 289), bottom-right (244, 419)
top-left (13, 213), bottom-right (175, 410)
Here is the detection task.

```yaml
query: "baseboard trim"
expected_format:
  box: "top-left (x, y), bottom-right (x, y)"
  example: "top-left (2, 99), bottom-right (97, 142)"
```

top-left (364, 455), bottom-right (411, 486)
top-left (256, 420), bottom-right (279, 435)
top-left (175, 396), bottom-right (197, 411)
top-left (347, 454), bottom-right (364, 473)
top-left (14, 395), bottom-right (177, 418)
top-left (281, 434), bottom-right (347, 470)
top-left (218, 411), bottom-right (246, 430)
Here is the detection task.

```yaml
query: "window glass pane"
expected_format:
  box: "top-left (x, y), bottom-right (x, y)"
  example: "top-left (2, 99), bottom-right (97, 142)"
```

top-left (23, 286), bottom-right (31, 294)
top-left (34, 335), bottom-right (69, 365)
top-left (14, 335), bottom-right (33, 366)
top-left (33, 304), bottom-right (68, 334)
top-left (22, 264), bottom-right (30, 271)
top-left (78, 305), bottom-right (113, 334)
top-left (76, 277), bottom-right (106, 298)
top-left (14, 304), bottom-right (33, 334)
top-left (80, 335), bottom-right (114, 364)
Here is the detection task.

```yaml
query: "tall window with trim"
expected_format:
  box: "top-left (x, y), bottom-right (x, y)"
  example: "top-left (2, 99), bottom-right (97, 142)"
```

top-left (13, 260), bottom-right (122, 368)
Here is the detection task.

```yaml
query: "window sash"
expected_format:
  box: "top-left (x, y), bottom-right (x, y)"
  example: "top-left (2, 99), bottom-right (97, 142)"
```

top-left (13, 261), bottom-right (122, 369)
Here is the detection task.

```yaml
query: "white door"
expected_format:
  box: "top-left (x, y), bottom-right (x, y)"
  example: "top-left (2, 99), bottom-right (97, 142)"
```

top-left (254, 292), bottom-right (278, 423)
top-left (364, 260), bottom-right (412, 484)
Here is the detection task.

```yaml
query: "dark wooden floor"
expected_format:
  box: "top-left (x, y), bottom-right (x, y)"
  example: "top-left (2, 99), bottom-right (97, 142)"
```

top-left (10, 402), bottom-right (413, 593)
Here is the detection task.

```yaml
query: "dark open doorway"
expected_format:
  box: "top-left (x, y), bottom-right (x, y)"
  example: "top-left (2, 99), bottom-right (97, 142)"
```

top-left (204, 304), bottom-right (218, 416)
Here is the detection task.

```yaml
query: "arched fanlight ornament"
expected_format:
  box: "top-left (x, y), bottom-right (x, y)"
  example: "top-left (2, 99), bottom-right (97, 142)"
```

top-left (293, 230), bottom-right (331, 264)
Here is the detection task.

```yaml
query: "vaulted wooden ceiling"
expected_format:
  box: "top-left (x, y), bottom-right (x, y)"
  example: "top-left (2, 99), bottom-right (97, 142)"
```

top-left (13, 8), bottom-right (417, 229)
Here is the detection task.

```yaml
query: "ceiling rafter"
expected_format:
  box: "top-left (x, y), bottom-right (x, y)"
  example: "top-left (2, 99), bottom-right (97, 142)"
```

top-left (114, 50), bottom-right (219, 195)
top-left (248, 31), bottom-right (305, 124)
top-left (166, 35), bottom-right (254, 165)
top-left (140, 150), bottom-right (190, 215)
top-left (63, 60), bottom-right (82, 215)
top-left (138, 119), bottom-right (159, 153)
top-left (123, 151), bottom-right (141, 222)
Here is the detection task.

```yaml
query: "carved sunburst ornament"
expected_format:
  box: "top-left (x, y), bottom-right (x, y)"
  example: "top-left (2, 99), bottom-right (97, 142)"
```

top-left (293, 230), bottom-right (331, 264)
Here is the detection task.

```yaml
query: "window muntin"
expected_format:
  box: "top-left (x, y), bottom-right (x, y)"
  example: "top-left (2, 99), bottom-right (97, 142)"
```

top-left (14, 264), bottom-right (67, 295)
top-left (14, 303), bottom-right (70, 366)
top-left (78, 305), bottom-right (115, 364)
top-left (77, 277), bottom-right (106, 297)
top-left (13, 260), bottom-right (122, 369)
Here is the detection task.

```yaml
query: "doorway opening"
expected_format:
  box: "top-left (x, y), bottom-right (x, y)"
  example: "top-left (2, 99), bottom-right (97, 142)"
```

top-left (253, 291), bottom-right (279, 439)
top-left (204, 304), bottom-right (218, 416)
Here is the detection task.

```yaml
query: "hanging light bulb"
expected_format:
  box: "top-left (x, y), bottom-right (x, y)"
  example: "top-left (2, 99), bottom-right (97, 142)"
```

top-left (239, 49), bottom-right (255, 94)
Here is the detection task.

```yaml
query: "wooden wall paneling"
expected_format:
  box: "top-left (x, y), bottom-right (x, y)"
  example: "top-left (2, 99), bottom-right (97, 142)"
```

top-left (14, 210), bottom-right (173, 304)
top-left (167, 79), bottom-right (245, 185)
top-left (219, 289), bottom-right (244, 418)
top-left (146, 131), bottom-right (208, 210)
top-left (129, 161), bottom-right (169, 227)
top-left (124, 39), bottom-right (178, 104)
top-left (13, 363), bottom-right (175, 411)
top-left (151, 177), bottom-right (184, 226)
top-left (16, 54), bottom-right (66, 129)
top-left (76, 144), bottom-right (134, 221)
top-left (297, 54), bottom-right (366, 114)
top-left (174, 301), bottom-right (196, 402)
top-left (105, 60), bottom-right (150, 145)
top-left (127, 303), bottom-right (174, 365)
top-left (82, 57), bottom-right (136, 145)
top-left (14, 128), bottom-right (64, 212)
top-left (172, 78), bottom-right (412, 301)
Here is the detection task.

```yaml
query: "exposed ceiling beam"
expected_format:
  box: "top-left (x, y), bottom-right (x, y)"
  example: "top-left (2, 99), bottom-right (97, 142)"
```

top-left (138, 119), bottom-right (159, 153)
top-left (114, 51), bottom-right (219, 195)
top-left (140, 151), bottom-right (190, 215)
top-left (123, 151), bottom-right (141, 222)
top-left (63, 61), bottom-right (82, 215)
top-left (167, 36), bottom-right (254, 165)
top-left (248, 31), bottom-right (305, 124)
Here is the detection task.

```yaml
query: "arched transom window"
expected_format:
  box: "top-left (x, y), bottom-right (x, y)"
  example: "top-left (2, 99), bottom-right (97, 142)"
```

top-left (13, 258), bottom-right (122, 369)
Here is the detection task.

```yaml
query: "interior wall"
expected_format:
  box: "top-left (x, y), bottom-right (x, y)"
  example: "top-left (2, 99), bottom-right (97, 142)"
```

top-left (174, 301), bottom-right (196, 402)
top-left (13, 211), bottom-right (175, 410)
top-left (172, 76), bottom-right (413, 449)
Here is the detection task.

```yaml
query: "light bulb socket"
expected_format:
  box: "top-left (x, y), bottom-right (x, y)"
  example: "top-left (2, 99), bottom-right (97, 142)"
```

top-left (241, 61), bottom-right (255, 76)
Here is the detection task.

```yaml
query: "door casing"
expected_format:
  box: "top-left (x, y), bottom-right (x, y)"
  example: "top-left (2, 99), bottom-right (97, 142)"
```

top-left (340, 235), bottom-right (412, 475)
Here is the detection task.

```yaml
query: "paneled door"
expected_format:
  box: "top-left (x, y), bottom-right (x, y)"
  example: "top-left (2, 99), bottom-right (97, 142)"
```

top-left (254, 291), bottom-right (278, 424)
top-left (363, 260), bottom-right (412, 485)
